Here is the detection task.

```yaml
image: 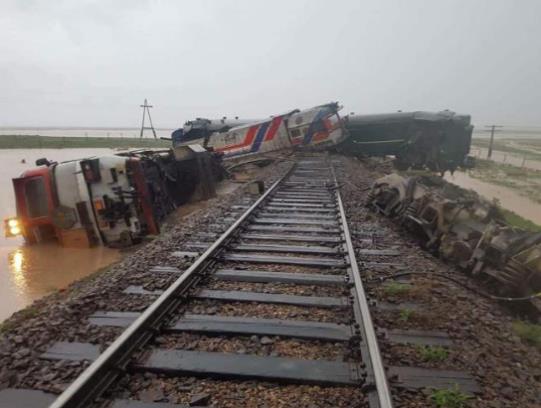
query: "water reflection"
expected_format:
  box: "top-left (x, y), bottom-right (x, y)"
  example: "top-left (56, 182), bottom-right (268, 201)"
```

top-left (7, 243), bottom-right (119, 293)
top-left (11, 250), bottom-right (23, 273)
top-left (8, 249), bottom-right (26, 296)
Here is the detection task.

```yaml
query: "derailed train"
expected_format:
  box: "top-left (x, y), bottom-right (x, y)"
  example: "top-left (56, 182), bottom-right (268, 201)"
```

top-left (367, 174), bottom-right (541, 306)
top-left (339, 110), bottom-right (473, 173)
top-left (6, 101), bottom-right (474, 249)
top-left (172, 102), bottom-right (473, 173)
top-left (172, 102), bottom-right (347, 158)
top-left (6, 147), bottom-right (220, 248)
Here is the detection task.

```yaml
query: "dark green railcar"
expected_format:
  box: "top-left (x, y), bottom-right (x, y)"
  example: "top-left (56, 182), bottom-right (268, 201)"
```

top-left (337, 110), bottom-right (473, 173)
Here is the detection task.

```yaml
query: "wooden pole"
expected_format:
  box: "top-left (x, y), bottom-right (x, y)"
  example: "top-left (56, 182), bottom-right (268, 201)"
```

top-left (484, 125), bottom-right (503, 159)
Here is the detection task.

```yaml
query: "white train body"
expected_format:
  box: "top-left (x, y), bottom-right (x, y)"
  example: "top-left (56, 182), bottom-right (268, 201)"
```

top-left (287, 104), bottom-right (345, 148)
top-left (207, 112), bottom-right (292, 158)
top-left (173, 102), bottom-right (346, 159)
top-left (53, 156), bottom-right (142, 245)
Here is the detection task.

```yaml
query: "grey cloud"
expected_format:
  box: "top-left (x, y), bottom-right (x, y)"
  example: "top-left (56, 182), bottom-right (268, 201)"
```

top-left (0, 0), bottom-right (540, 127)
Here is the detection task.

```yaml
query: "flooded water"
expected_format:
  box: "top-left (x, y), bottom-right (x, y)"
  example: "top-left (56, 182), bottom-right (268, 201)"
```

top-left (0, 127), bottom-right (174, 139)
top-left (0, 149), bottom-right (121, 323)
top-left (444, 171), bottom-right (541, 225)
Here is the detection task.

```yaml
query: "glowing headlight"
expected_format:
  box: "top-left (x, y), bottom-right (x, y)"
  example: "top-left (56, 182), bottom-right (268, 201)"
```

top-left (10, 226), bottom-right (21, 235)
top-left (4, 217), bottom-right (22, 237)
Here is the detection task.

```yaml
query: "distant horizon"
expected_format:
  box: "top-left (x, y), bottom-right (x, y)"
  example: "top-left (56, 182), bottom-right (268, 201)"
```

top-left (0, 126), bottom-right (176, 130)
top-left (2, 123), bottom-right (541, 131)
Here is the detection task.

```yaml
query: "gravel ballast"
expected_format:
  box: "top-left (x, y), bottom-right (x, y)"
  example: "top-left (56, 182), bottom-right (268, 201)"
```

top-left (0, 154), bottom-right (539, 407)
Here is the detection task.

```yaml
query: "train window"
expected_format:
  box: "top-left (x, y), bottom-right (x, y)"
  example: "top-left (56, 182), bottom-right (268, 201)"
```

top-left (25, 177), bottom-right (49, 218)
top-left (291, 128), bottom-right (301, 138)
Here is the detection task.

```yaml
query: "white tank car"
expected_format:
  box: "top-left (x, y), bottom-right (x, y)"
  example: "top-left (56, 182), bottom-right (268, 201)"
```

top-left (83, 156), bottom-right (142, 245)
top-left (53, 160), bottom-right (103, 245)
top-left (54, 156), bottom-right (142, 246)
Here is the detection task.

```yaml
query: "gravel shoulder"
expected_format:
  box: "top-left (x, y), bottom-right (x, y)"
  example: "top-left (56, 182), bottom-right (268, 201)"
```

top-left (0, 160), bottom-right (291, 394)
top-left (0, 154), bottom-right (539, 407)
top-left (334, 154), bottom-right (541, 407)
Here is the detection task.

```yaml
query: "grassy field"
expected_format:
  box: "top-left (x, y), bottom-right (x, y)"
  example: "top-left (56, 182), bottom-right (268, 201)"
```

top-left (472, 137), bottom-right (541, 161)
top-left (498, 207), bottom-right (541, 232)
top-left (468, 159), bottom-right (541, 205)
top-left (465, 156), bottom-right (541, 230)
top-left (0, 135), bottom-right (171, 149)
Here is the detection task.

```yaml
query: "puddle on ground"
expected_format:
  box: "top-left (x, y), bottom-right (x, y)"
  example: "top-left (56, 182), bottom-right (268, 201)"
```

top-left (0, 243), bottom-right (120, 321)
top-left (445, 171), bottom-right (541, 225)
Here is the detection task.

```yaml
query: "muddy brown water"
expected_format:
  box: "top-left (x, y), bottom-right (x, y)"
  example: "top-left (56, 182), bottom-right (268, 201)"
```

top-left (444, 170), bottom-right (541, 225)
top-left (0, 149), bottom-right (121, 323)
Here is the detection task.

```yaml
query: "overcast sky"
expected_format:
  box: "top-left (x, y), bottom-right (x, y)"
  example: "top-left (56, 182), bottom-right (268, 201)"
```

top-left (1, 0), bottom-right (540, 128)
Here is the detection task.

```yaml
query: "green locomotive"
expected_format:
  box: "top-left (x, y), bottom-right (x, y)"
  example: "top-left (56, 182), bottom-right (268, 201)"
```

top-left (338, 110), bottom-right (473, 173)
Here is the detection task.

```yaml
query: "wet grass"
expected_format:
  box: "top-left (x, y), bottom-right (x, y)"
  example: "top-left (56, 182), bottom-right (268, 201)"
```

top-left (472, 138), bottom-right (541, 162)
top-left (429, 386), bottom-right (471, 408)
top-left (383, 282), bottom-right (411, 296)
top-left (418, 345), bottom-right (449, 362)
top-left (499, 208), bottom-right (541, 232)
top-left (467, 159), bottom-right (541, 204)
top-left (0, 135), bottom-right (170, 149)
top-left (0, 305), bottom-right (39, 333)
top-left (512, 320), bottom-right (541, 350)
top-left (399, 308), bottom-right (414, 322)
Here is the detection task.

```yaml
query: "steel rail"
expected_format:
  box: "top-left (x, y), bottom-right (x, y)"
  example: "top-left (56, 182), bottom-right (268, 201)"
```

top-left (333, 167), bottom-right (394, 408)
top-left (49, 169), bottom-right (292, 408)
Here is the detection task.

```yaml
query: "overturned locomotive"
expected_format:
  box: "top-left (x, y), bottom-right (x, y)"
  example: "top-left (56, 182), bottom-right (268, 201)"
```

top-left (338, 110), bottom-right (473, 173)
top-left (6, 146), bottom-right (220, 248)
top-left (172, 104), bottom-right (473, 174)
top-left (172, 102), bottom-right (346, 158)
top-left (367, 174), bottom-right (541, 301)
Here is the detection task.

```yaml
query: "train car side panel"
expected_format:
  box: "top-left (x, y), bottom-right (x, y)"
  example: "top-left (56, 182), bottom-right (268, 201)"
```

top-left (287, 103), bottom-right (346, 148)
top-left (209, 114), bottom-right (291, 158)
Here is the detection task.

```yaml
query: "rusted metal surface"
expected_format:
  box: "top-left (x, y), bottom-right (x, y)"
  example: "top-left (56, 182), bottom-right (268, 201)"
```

top-left (367, 173), bottom-right (541, 298)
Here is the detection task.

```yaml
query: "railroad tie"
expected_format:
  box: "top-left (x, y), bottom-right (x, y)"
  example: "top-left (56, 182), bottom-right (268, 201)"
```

top-left (134, 350), bottom-right (361, 386)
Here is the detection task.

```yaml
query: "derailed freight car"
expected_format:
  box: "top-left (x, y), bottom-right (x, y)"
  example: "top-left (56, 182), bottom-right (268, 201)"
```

top-left (367, 174), bottom-right (541, 306)
top-left (338, 110), bottom-right (473, 173)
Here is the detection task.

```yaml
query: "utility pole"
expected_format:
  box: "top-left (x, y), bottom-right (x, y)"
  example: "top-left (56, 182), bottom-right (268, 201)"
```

top-left (139, 98), bottom-right (157, 139)
top-left (483, 125), bottom-right (503, 159)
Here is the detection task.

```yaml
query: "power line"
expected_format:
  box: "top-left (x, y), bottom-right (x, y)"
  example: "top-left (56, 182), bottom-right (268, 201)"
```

top-left (139, 98), bottom-right (157, 139)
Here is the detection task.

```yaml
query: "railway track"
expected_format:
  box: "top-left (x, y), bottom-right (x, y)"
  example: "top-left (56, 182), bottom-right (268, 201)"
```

top-left (0, 155), bottom-right (481, 407)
